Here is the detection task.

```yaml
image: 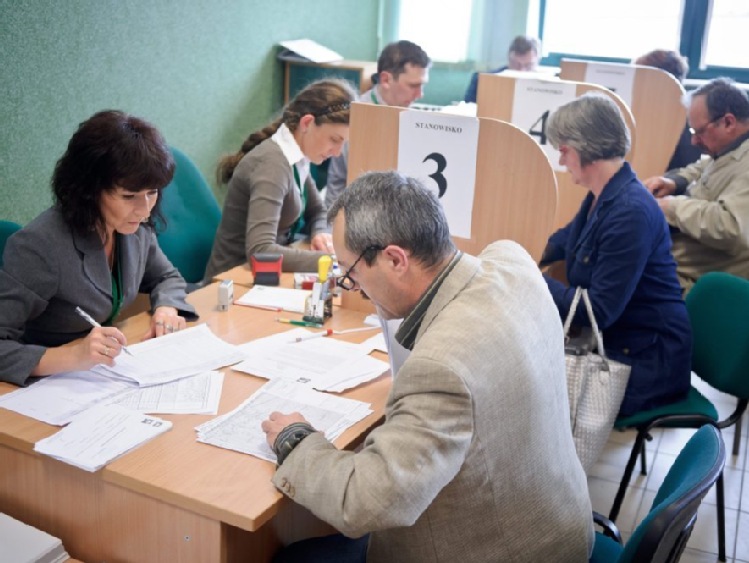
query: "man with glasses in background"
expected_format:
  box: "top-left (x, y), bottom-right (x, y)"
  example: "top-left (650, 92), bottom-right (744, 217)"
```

top-left (262, 171), bottom-right (593, 563)
top-left (644, 77), bottom-right (749, 293)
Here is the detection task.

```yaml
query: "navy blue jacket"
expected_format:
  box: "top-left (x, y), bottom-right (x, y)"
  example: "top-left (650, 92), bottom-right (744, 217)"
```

top-left (542, 163), bottom-right (692, 416)
top-left (464, 66), bottom-right (506, 103)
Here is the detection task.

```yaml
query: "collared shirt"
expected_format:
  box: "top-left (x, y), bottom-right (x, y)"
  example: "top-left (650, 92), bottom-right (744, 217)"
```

top-left (366, 86), bottom-right (385, 106)
top-left (395, 250), bottom-right (463, 350)
top-left (715, 128), bottom-right (749, 160)
top-left (271, 123), bottom-right (310, 187)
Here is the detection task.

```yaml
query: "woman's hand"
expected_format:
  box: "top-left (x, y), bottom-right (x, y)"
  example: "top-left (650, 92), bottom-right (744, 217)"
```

top-left (310, 233), bottom-right (335, 254)
top-left (32, 326), bottom-right (127, 375)
top-left (143, 306), bottom-right (187, 340)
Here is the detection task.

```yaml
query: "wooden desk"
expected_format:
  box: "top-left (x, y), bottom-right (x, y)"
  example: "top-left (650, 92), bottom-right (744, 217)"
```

top-left (0, 283), bottom-right (390, 562)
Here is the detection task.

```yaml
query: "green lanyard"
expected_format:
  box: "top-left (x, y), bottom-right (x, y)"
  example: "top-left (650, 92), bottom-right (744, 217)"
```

top-left (370, 89), bottom-right (380, 105)
top-left (105, 238), bottom-right (123, 324)
top-left (289, 165), bottom-right (307, 242)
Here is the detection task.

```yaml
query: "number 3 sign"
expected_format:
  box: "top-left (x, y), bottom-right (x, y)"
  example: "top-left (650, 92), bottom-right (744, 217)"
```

top-left (397, 111), bottom-right (479, 239)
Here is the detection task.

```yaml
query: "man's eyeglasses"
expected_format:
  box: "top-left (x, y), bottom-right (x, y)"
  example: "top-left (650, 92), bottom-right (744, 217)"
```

top-left (689, 114), bottom-right (725, 137)
top-left (336, 245), bottom-right (384, 291)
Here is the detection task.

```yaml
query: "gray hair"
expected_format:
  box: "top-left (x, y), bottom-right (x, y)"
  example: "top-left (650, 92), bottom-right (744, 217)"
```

top-left (327, 171), bottom-right (456, 268)
top-left (546, 92), bottom-right (631, 166)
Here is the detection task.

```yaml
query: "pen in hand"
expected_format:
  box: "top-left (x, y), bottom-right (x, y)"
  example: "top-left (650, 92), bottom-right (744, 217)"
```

top-left (74, 306), bottom-right (133, 356)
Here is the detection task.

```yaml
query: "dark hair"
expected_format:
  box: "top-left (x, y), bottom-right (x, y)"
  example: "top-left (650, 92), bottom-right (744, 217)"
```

top-left (217, 78), bottom-right (356, 184)
top-left (52, 110), bottom-right (174, 238)
top-left (508, 35), bottom-right (540, 56)
top-left (327, 171), bottom-right (455, 269)
top-left (634, 49), bottom-right (689, 82)
top-left (693, 77), bottom-right (749, 122)
top-left (372, 40), bottom-right (431, 84)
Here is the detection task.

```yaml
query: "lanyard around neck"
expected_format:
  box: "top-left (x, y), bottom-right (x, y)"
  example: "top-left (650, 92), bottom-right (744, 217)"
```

top-left (370, 89), bottom-right (380, 105)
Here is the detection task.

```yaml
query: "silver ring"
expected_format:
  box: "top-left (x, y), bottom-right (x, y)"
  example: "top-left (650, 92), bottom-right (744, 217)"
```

top-left (165, 324), bottom-right (173, 332)
top-left (103, 347), bottom-right (110, 357)
top-left (155, 321), bottom-right (165, 327)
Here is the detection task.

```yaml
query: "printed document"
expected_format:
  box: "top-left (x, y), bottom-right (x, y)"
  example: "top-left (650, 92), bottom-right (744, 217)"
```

top-left (34, 404), bottom-right (172, 472)
top-left (93, 324), bottom-right (244, 386)
top-left (196, 379), bottom-right (372, 462)
top-left (233, 328), bottom-right (389, 391)
top-left (234, 285), bottom-right (310, 313)
top-left (0, 371), bottom-right (132, 426)
top-left (109, 371), bottom-right (224, 415)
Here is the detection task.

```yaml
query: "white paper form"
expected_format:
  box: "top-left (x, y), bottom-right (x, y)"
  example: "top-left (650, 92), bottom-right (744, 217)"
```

top-left (34, 404), bottom-right (172, 472)
top-left (0, 371), bottom-right (132, 426)
top-left (196, 379), bottom-right (372, 462)
top-left (232, 329), bottom-right (389, 391)
top-left (108, 371), bottom-right (224, 415)
top-left (234, 285), bottom-right (310, 314)
top-left (93, 324), bottom-right (244, 386)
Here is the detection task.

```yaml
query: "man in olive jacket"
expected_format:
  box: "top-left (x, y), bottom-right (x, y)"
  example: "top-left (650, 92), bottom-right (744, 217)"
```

top-left (645, 77), bottom-right (749, 293)
top-left (262, 172), bottom-right (593, 562)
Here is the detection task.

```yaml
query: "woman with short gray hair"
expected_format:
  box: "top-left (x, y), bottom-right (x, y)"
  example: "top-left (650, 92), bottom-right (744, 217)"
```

top-left (540, 92), bottom-right (692, 417)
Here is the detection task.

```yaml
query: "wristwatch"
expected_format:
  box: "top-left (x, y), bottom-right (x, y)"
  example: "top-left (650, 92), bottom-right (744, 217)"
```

top-left (273, 422), bottom-right (315, 465)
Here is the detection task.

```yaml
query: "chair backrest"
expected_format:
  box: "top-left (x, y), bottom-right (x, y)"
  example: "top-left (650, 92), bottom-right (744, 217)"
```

top-left (623, 425), bottom-right (725, 563)
top-left (685, 272), bottom-right (749, 399)
top-left (156, 147), bottom-right (221, 284)
top-left (0, 220), bottom-right (22, 268)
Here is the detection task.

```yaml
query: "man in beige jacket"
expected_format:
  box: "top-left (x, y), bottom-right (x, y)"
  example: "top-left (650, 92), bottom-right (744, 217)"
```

top-left (644, 78), bottom-right (749, 293)
top-left (262, 172), bottom-right (593, 562)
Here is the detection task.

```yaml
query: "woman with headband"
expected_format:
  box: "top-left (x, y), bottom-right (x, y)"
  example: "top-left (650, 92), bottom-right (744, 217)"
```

top-left (204, 79), bottom-right (356, 278)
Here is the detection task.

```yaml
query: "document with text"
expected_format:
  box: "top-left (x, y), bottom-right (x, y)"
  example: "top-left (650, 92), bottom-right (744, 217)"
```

top-left (196, 379), bottom-right (372, 462)
top-left (34, 404), bottom-right (172, 472)
top-left (108, 371), bottom-right (224, 415)
top-left (93, 324), bottom-right (244, 386)
top-left (232, 328), bottom-right (389, 391)
top-left (0, 371), bottom-right (132, 426)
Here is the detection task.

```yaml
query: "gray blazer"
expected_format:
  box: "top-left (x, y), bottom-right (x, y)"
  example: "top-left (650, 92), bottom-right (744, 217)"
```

top-left (274, 241), bottom-right (593, 562)
top-left (0, 207), bottom-right (195, 385)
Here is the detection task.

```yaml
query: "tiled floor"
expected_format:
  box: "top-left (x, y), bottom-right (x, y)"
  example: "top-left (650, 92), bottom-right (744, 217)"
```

top-left (587, 373), bottom-right (749, 562)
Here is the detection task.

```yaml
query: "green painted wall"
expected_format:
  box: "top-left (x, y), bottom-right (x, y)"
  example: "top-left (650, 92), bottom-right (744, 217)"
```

top-left (0, 0), bottom-right (379, 225)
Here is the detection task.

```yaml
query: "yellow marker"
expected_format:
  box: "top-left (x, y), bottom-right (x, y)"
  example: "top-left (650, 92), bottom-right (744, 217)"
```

top-left (317, 254), bottom-right (332, 282)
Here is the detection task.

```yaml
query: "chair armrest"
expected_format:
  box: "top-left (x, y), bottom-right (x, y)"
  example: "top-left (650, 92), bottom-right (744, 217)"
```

top-left (593, 511), bottom-right (623, 544)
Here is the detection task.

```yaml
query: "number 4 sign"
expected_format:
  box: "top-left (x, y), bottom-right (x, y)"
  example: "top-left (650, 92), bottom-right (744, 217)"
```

top-left (510, 78), bottom-right (577, 171)
top-left (397, 111), bottom-right (479, 239)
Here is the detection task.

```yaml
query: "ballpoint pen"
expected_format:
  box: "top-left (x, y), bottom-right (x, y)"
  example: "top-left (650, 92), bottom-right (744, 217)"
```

top-left (276, 318), bottom-right (324, 328)
top-left (75, 306), bottom-right (134, 356)
top-left (293, 329), bottom-right (333, 343)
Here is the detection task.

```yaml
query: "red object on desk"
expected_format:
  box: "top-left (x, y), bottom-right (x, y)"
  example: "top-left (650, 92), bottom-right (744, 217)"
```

top-left (250, 253), bottom-right (283, 286)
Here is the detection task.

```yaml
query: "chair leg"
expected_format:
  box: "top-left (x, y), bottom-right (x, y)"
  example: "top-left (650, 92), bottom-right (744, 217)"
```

top-left (733, 415), bottom-right (742, 457)
top-left (609, 430), bottom-right (647, 522)
top-left (639, 441), bottom-right (648, 476)
top-left (716, 471), bottom-right (726, 562)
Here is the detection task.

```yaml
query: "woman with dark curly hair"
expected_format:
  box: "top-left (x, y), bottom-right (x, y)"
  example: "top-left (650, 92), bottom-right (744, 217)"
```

top-left (0, 110), bottom-right (196, 386)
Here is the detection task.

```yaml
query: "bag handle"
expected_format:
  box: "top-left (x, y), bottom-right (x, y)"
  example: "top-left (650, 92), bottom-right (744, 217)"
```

top-left (562, 287), bottom-right (608, 359)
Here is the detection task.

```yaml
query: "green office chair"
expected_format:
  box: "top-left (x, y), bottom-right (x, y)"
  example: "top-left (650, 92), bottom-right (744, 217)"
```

top-left (0, 220), bottom-right (22, 268)
top-left (156, 147), bottom-right (221, 285)
top-left (590, 425), bottom-right (725, 563)
top-left (608, 272), bottom-right (749, 562)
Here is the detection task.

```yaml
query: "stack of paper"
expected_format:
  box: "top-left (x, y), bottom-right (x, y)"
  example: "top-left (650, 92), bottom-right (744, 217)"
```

top-left (234, 285), bottom-right (310, 313)
top-left (93, 324), bottom-right (244, 386)
top-left (34, 404), bottom-right (172, 472)
top-left (108, 371), bottom-right (224, 415)
top-left (233, 328), bottom-right (389, 391)
top-left (196, 379), bottom-right (372, 462)
top-left (0, 371), bottom-right (132, 426)
top-left (0, 513), bottom-right (69, 563)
